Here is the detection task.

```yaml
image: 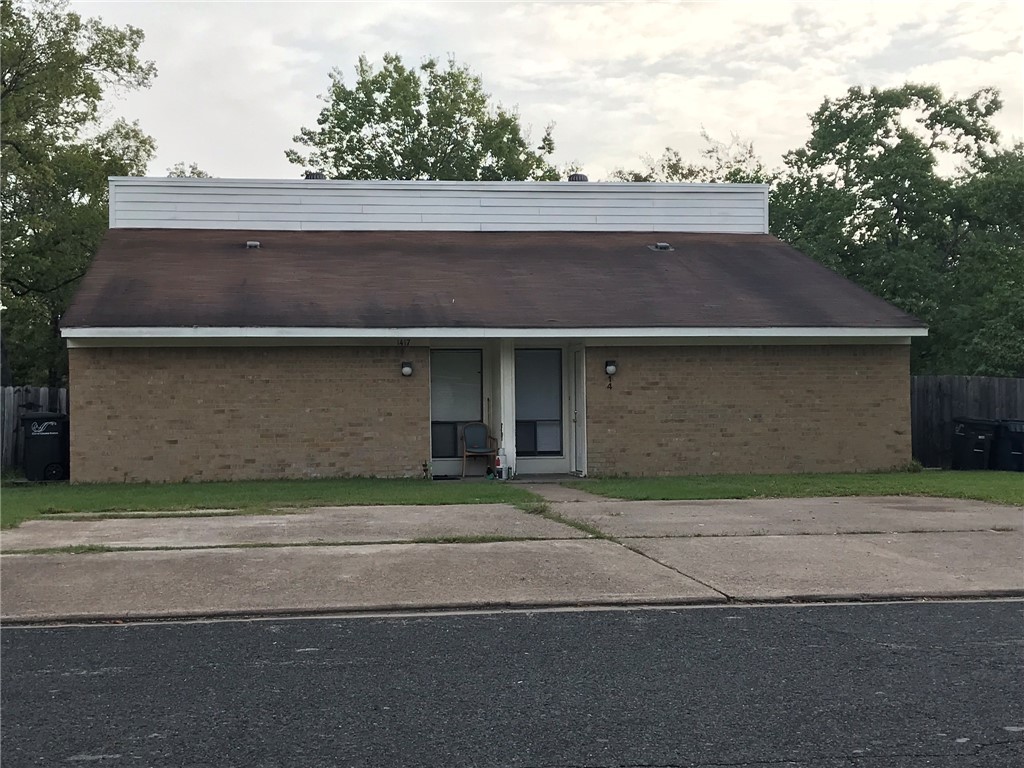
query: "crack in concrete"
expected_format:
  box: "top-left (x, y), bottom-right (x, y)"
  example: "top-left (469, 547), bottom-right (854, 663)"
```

top-left (617, 527), bottom-right (1019, 538)
top-left (609, 539), bottom-right (732, 601)
top-left (519, 503), bottom-right (735, 601)
top-left (3, 535), bottom-right (587, 556)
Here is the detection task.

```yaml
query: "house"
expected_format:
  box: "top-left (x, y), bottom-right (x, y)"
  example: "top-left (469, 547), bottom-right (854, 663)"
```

top-left (60, 177), bottom-right (926, 483)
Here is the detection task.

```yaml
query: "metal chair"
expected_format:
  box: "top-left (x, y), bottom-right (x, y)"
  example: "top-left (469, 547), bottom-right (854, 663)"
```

top-left (461, 422), bottom-right (497, 478)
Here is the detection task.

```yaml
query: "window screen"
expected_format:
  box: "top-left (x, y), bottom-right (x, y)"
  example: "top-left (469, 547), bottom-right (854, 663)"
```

top-left (515, 349), bottom-right (562, 456)
top-left (430, 350), bottom-right (482, 459)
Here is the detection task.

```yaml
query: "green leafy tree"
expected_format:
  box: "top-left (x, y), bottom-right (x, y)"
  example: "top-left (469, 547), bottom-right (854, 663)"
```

top-left (937, 144), bottom-right (1024, 375)
top-left (771, 83), bottom-right (1012, 374)
top-left (286, 53), bottom-right (558, 181)
top-left (1, 0), bottom-right (156, 385)
top-left (612, 130), bottom-right (772, 184)
top-left (615, 84), bottom-right (1018, 375)
top-left (167, 161), bottom-right (211, 178)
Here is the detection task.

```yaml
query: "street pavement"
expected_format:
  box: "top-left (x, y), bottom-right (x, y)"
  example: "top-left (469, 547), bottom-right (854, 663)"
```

top-left (1, 493), bottom-right (1021, 622)
top-left (2, 601), bottom-right (1022, 767)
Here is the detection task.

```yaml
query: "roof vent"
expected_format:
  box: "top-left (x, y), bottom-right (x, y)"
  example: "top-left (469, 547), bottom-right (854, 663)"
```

top-left (246, 240), bottom-right (260, 249)
top-left (567, 172), bottom-right (588, 182)
top-left (304, 170), bottom-right (326, 180)
top-left (648, 242), bottom-right (674, 251)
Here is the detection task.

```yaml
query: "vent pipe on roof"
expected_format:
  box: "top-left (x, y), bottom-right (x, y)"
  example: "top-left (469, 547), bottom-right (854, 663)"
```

top-left (304, 171), bottom-right (326, 180)
top-left (246, 241), bottom-right (260, 249)
top-left (567, 172), bottom-right (588, 182)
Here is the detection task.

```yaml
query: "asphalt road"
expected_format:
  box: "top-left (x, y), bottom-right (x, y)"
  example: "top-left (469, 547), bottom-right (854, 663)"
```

top-left (2, 601), bottom-right (1022, 767)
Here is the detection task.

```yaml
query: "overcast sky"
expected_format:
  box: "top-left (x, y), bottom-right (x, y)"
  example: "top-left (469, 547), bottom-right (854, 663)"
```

top-left (72, 0), bottom-right (1023, 181)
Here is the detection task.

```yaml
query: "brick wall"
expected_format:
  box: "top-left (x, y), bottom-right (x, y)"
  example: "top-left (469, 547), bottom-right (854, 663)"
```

top-left (68, 346), bottom-right (429, 483)
top-left (586, 345), bottom-right (911, 476)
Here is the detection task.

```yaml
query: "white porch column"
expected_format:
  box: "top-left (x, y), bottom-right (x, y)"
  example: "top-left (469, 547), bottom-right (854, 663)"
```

top-left (498, 339), bottom-right (517, 478)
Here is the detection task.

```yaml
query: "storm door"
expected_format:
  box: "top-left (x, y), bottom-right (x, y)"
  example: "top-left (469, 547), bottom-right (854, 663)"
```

top-left (430, 349), bottom-right (483, 475)
top-left (515, 348), bottom-right (563, 458)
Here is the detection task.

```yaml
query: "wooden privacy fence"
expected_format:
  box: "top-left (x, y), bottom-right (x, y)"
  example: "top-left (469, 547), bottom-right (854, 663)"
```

top-left (911, 376), bottom-right (1024, 468)
top-left (1, 386), bottom-right (69, 471)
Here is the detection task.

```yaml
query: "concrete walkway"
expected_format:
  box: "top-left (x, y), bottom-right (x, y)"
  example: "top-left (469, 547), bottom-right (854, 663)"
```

top-left (515, 482), bottom-right (612, 503)
top-left (0, 540), bottom-right (722, 622)
top-left (0, 504), bottom-right (584, 551)
top-left (1, 495), bottom-right (1021, 622)
top-left (555, 495), bottom-right (1022, 537)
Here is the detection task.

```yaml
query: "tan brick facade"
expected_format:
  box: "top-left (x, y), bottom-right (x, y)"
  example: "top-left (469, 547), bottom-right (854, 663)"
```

top-left (585, 345), bottom-right (911, 476)
top-left (68, 346), bottom-right (430, 483)
top-left (69, 342), bottom-right (911, 482)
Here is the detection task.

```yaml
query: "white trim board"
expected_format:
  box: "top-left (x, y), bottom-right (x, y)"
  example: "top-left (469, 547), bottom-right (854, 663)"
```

top-left (63, 326), bottom-right (927, 339)
top-left (64, 326), bottom-right (926, 348)
top-left (109, 177), bottom-right (770, 192)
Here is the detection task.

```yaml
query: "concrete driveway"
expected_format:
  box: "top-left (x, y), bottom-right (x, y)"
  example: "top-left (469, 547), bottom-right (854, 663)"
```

top-left (1, 493), bottom-right (1021, 622)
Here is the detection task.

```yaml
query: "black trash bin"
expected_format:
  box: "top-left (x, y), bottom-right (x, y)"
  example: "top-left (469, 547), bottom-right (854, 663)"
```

top-left (21, 413), bottom-right (70, 481)
top-left (951, 417), bottom-right (998, 470)
top-left (993, 420), bottom-right (1024, 472)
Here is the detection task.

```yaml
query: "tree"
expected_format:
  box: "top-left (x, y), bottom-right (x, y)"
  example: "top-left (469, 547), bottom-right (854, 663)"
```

top-left (1, 0), bottom-right (156, 385)
top-left (936, 144), bottom-right (1024, 376)
top-left (286, 53), bottom-right (558, 181)
top-left (612, 130), bottom-right (772, 184)
top-left (771, 83), bottom-right (1012, 374)
top-left (167, 161), bottom-right (211, 178)
top-left (614, 84), bottom-right (1018, 375)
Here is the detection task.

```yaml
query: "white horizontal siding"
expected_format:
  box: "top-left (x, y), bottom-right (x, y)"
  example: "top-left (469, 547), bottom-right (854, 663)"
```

top-left (114, 198), bottom-right (765, 214)
top-left (109, 178), bottom-right (770, 233)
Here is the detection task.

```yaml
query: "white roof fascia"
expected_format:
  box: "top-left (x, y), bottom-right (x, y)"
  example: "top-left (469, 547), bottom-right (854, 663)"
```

top-left (107, 176), bottom-right (771, 193)
top-left (64, 326), bottom-right (927, 344)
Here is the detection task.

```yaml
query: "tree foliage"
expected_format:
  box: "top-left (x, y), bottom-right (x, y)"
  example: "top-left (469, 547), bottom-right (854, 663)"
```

top-left (286, 53), bottom-right (558, 181)
top-left (167, 161), bottom-right (211, 178)
top-left (1, 0), bottom-right (156, 385)
top-left (613, 130), bottom-right (771, 184)
top-left (936, 144), bottom-right (1024, 375)
top-left (617, 84), bottom-right (1020, 376)
top-left (772, 83), bottom-right (1018, 375)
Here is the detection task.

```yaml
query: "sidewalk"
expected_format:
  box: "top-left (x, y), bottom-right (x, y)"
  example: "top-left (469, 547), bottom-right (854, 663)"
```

top-left (2, 493), bottom-right (1021, 622)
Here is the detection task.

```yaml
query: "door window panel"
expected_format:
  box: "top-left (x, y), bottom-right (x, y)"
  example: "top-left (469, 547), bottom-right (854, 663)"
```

top-left (515, 349), bottom-right (562, 456)
top-left (431, 350), bottom-right (482, 459)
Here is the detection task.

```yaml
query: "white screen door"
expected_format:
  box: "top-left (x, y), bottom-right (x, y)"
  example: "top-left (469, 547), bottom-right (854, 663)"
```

top-left (430, 350), bottom-right (482, 463)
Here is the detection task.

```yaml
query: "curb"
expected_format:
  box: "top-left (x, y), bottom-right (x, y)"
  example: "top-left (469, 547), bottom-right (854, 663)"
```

top-left (4, 590), bottom-right (1023, 627)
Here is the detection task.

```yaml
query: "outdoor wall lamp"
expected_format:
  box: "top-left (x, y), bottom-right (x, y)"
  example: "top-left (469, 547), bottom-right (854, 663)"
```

top-left (401, 361), bottom-right (414, 377)
top-left (605, 360), bottom-right (617, 389)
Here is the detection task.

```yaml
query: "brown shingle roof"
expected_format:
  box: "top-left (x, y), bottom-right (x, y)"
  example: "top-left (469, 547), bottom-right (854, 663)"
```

top-left (61, 229), bottom-right (925, 330)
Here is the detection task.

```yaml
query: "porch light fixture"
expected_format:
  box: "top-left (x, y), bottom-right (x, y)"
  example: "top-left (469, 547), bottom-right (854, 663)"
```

top-left (401, 361), bottom-right (414, 377)
top-left (605, 360), bottom-right (617, 389)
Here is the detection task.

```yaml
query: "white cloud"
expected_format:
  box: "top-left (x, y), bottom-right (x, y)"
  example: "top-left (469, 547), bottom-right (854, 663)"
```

top-left (70, 0), bottom-right (1023, 179)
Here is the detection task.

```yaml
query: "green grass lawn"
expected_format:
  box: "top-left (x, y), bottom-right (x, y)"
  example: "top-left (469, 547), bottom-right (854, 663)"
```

top-left (568, 471), bottom-right (1023, 506)
top-left (0, 478), bottom-right (541, 530)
